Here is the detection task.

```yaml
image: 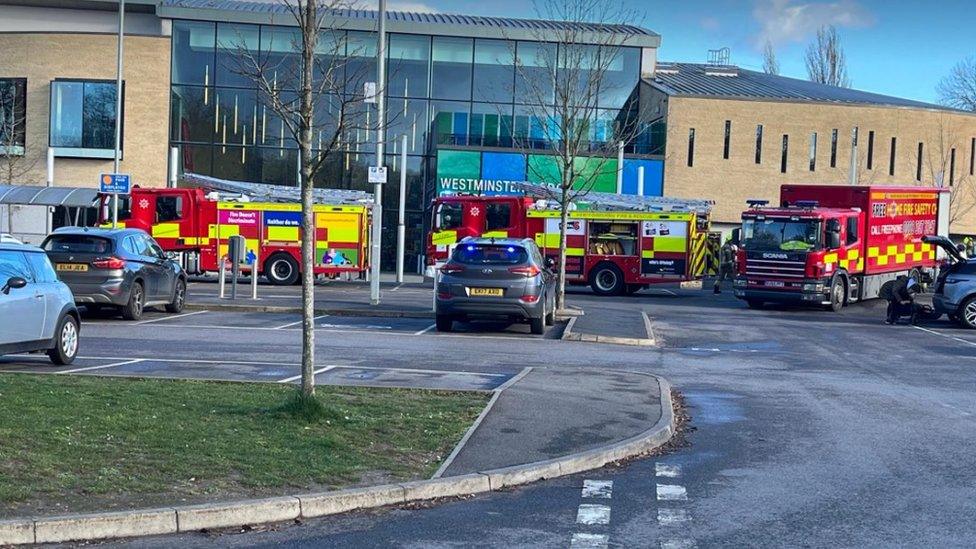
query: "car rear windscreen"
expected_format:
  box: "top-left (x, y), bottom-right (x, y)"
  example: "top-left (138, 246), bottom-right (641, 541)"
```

top-left (454, 244), bottom-right (528, 265)
top-left (43, 235), bottom-right (113, 254)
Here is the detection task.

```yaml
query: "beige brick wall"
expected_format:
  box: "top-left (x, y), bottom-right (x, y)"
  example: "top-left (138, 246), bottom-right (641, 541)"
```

top-left (663, 97), bottom-right (976, 235)
top-left (0, 33), bottom-right (171, 189)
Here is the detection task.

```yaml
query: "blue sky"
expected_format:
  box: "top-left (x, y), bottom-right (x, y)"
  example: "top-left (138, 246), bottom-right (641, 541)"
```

top-left (389, 0), bottom-right (974, 104)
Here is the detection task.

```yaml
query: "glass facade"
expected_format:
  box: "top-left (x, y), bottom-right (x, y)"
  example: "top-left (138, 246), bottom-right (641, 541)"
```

top-left (168, 20), bottom-right (645, 268)
top-left (50, 80), bottom-right (122, 156)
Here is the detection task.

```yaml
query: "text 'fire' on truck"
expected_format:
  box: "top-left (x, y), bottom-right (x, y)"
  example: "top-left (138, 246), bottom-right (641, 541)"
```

top-left (426, 183), bottom-right (715, 296)
top-left (735, 184), bottom-right (951, 311)
top-left (99, 174), bottom-right (372, 285)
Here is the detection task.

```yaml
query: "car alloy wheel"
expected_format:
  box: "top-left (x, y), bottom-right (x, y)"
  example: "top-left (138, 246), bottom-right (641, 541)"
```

top-left (60, 318), bottom-right (78, 359)
top-left (132, 285), bottom-right (144, 316)
top-left (964, 298), bottom-right (976, 328)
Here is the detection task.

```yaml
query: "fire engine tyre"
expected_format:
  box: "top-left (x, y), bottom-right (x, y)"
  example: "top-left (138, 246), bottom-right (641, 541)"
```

top-left (435, 314), bottom-right (454, 332)
top-left (266, 254), bottom-right (300, 286)
top-left (166, 279), bottom-right (186, 313)
top-left (626, 284), bottom-right (644, 295)
top-left (47, 314), bottom-right (79, 366)
top-left (590, 264), bottom-right (625, 296)
top-left (960, 296), bottom-right (976, 329)
top-left (827, 277), bottom-right (846, 313)
top-left (746, 299), bottom-right (765, 309)
top-left (122, 281), bottom-right (145, 321)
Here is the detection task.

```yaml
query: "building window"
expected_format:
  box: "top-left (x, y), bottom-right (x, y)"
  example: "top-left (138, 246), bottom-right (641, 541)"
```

top-left (809, 132), bottom-right (817, 171)
top-left (866, 130), bottom-right (874, 170)
top-left (515, 41), bottom-right (556, 105)
top-left (0, 78), bottom-right (27, 155)
top-left (916, 142), bottom-right (923, 182)
top-left (171, 20), bottom-right (215, 86)
top-left (780, 134), bottom-right (789, 173)
top-left (388, 34), bottom-right (430, 98)
top-left (49, 79), bottom-right (123, 158)
top-left (597, 46), bottom-right (640, 109)
top-left (687, 128), bottom-right (695, 167)
top-left (830, 129), bottom-right (838, 168)
top-left (970, 137), bottom-right (975, 176)
top-left (889, 137), bottom-right (896, 176)
top-left (431, 36), bottom-right (474, 101)
top-left (950, 148), bottom-right (956, 185)
top-left (755, 124), bottom-right (763, 164)
top-left (473, 39), bottom-right (515, 103)
top-left (723, 120), bottom-right (731, 160)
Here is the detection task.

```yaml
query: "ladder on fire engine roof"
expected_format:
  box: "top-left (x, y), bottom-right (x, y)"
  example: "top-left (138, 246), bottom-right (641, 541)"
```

top-left (514, 181), bottom-right (714, 214)
top-left (181, 173), bottom-right (374, 206)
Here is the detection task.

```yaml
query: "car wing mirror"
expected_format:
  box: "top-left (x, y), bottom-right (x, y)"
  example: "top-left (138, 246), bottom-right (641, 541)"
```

top-left (2, 276), bottom-right (27, 295)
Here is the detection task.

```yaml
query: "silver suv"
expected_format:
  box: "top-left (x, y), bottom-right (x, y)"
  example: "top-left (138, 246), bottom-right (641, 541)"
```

top-left (925, 236), bottom-right (976, 329)
top-left (0, 242), bottom-right (81, 364)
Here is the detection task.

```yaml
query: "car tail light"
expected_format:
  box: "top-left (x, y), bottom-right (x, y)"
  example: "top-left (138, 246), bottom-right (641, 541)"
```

top-left (519, 294), bottom-right (540, 303)
top-left (437, 291), bottom-right (453, 300)
top-left (92, 256), bottom-right (126, 270)
top-left (509, 265), bottom-right (541, 277)
top-left (440, 263), bottom-right (465, 274)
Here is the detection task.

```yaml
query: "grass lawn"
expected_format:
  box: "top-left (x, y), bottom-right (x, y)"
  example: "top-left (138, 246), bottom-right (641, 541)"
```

top-left (0, 374), bottom-right (488, 517)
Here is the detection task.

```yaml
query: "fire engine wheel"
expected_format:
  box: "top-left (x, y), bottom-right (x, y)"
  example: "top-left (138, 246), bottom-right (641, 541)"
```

top-left (826, 277), bottom-right (846, 313)
top-left (960, 296), bottom-right (976, 329)
top-left (590, 264), bottom-right (625, 296)
top-left (265, 254), bottom-right (300, 286)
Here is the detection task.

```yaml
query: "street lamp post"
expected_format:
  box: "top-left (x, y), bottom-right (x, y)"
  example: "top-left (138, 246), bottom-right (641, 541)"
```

top-left (111, 0), bottom-right (125, 228)
top-left (369, 0), bottom-right (387, 304)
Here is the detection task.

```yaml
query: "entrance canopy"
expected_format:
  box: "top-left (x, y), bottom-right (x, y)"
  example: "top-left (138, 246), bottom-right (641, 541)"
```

top-left (0, 185), bottom-right (101, 208)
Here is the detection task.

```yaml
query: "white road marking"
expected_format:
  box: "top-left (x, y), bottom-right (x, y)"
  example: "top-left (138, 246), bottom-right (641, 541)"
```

top-left (273, 314), bottom-right (328, 329)
top-left (134, 310), bottom-right (209, 325)
top-left (570, 533), bottom-right (608, 549)
top-left (276, 365), bottom-right (339, 383)
top-left (657, 484), bottom-right (688, 501)
top-left (913, 325), bottom-right (976, 348)
top-left (320, 323), bottom-right (392, 330)
top-left (414, 323), bottom-right (437, 335)
top-left (391, 283), bottom-right (404, 291)
top-left (581, 480), bottom-right (613, 499)
top-left (661, 540), bottom-right (696, 549)
top-left (656, 463), bottom-right (682, 477)
top-left (576, 504), bottom-right (611, 525)
top-left (340, 364), bottom-right (510, 378)
top-left (67, 355), bottom-right (297, 367)
top-left (641, 311), bottom-right (656, 342)
top-left (658, 508), bottom-right (691, 525)
top-left (58, 359), bottom-right (145, 374)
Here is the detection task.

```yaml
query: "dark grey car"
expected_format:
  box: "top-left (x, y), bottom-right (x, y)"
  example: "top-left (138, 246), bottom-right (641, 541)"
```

top-left (41, 228), bottom-right (187, 321)
top-left (925, 235), bottom-right (976, 329)
top-left (435, 238), bottom-right (556, 334)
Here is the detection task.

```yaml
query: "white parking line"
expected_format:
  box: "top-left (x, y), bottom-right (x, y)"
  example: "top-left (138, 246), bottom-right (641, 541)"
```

top-left (576, 504), bottom-right (610, 525)
top-left (58, 358), bottom-right (145, 374)
top-left (658, 508), bottom-right (691, 525)
top-left (913, 325), bottom-right (976, 348)
top-left (414, 323), bottom-right (437, 335)
top-left (274, 315), bottom-right (328, 330)
top-left (656, 484), bottom-right (688, 501)
top-left (345, 364), bottom-right (511, 378)
top-left (570, 533), bottom-right (608, 549)
top-left (661, 540), bottom-right (696, 549)
top-left (276, 365), bottom-right (339, 384)
top-left (134, 310), bottom-right (209, 325)
top-left (641, 311), bottom-right (656, 342)
top-left (581, 480), bottom-right (613, 499)
top-left (656, 463), bottom-right (682, 478)
top-left (71, 355), bottom-right (294, 367)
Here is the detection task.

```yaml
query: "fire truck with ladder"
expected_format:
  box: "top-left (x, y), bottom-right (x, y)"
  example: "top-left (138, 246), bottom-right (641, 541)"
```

top-left (426, 182), bottom-right (714, 295)
top-left (99, 174), bottom-right (372, 285)
top-left (734, 184), bottom-right (951, 311)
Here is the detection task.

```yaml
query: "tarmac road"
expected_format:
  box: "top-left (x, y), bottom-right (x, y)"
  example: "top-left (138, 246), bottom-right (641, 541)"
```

top-left (28, 285), bottom-right (976, 548)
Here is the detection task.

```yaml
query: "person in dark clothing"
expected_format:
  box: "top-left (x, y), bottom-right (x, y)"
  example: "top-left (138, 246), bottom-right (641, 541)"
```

top-left (884, 276), bottom-right (919, 325)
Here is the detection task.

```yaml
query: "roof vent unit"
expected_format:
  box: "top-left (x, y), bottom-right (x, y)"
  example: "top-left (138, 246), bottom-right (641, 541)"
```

top-left (705, 67), bottom-right (739, 77)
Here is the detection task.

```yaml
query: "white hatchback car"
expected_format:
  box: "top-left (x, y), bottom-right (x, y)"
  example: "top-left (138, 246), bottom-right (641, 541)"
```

top-left (0, 242), bottom-right (80, 364)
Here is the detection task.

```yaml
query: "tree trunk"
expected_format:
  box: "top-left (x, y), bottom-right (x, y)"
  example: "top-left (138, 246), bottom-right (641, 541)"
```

top-left (557, 187), bottom-right (570, 310)
top-left (299, 1), bottom-right (316, 397)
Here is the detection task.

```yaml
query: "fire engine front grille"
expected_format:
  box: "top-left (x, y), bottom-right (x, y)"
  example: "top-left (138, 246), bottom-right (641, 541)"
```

top-left (745, 258), bottom-right (806, 278)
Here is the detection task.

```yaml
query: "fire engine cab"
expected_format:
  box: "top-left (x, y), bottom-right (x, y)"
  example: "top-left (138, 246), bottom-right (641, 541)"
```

top-left (427, 184), bottom-right (714, 295)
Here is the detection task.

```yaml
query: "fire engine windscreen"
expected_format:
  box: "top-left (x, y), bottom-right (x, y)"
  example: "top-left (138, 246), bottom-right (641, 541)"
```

top-left (437, 203), bottom-right (463, 230)
top-left (742, 218), bottom-right (823, 252)
top-left (100, 195), bottom-right (131, 222)
top-left (453, 244), bottom-right (528, 265)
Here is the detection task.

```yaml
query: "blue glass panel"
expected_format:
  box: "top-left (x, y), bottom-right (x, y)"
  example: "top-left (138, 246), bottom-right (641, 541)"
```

top-left (622, 159), bottom-right (663, 196)
top-left (481, 152), bottom-right (526, 181)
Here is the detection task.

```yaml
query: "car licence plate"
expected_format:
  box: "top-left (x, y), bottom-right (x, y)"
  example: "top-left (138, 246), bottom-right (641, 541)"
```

top-left (469, 287), bottom-right (503, 297)
top-left (764, 280), bottom-right (785, 287)
top-left (57, 263), bottom-right (88, 272)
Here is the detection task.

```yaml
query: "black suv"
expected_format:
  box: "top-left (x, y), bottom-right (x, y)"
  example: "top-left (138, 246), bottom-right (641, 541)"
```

top-left (41, 228), bottom-right (187, 320)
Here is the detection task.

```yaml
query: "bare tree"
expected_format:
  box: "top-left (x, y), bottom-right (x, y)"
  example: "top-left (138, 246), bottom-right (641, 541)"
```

top-left (0, 79), bottom-right (34, 184)
top-left (762, 40), bottom-right (780, 75)
top-left (904, 115), bottom-right (976, 226)
top-left (232, 0), bottom-right (377, 402)
top-left (805, 25), bottom-right (851, 88)
top-left (937, 56), bottom-right (976, 112)
top-left (505, 0), bottom-right (645, 309)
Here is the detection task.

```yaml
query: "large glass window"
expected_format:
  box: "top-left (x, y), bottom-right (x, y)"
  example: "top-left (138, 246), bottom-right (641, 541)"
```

top-left (598, 47), bottom-right (640, 108)
top-left (215, 23), bottom-right (259, 88)
top-left (471, 103), bottom-right (513, 148)
top-left (171, 20), bottom-right (215, 85)
top-left (386, 98), bottom-right (428, 155)
top-left (473, 39), bottom-right (515, 103)
top-left (170, 85), bottom-right (214, 143)
top-left (213, 89), bottom-right (257, 147)
top-left (431, 101), bottom-right (469, 145)
top-left (513, 105), bottom-right (554, 149)
top-left (515, 42), bottom-right (555, 105)
top-left (50, 80), bottom-right (122, 156)
top-left (0, 78), bottom-right (27, 155)
top-left (345, 31), bottom-right (377, 96)
top-left (431, 37), bottom-right (473, 101)
top-left (558, 44), bottom-right (599, 106)
top-left (260, 26), bottom-right (301, 91)
top-left (388, 34), bottom-right (429, 98)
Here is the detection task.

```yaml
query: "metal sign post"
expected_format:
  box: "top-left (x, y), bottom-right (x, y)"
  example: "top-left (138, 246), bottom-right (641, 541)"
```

top-left (370, 0), bottom-right (387, 306)
top-left (112, 0), bottom-right (125, 227)
top-left (251, 249), bottom-right (259, 300)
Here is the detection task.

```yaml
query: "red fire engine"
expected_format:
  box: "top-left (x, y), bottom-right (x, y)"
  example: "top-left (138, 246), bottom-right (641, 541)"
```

top-left (99, 175), bottom-right (371, 285)
top-left (427, 185), bottom-right (714, 295)
top-left (735, 184), bottom-right (951, 310)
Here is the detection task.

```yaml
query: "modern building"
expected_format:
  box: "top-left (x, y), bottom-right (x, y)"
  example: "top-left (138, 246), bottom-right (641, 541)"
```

top-left (2, 0), bottom-right (974, 258)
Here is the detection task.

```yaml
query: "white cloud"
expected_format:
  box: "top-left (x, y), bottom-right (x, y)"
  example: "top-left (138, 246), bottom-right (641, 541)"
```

top-left (386, 0), bottom-right (439, 12)
top-left (752, 0), bottom-right (874, 48)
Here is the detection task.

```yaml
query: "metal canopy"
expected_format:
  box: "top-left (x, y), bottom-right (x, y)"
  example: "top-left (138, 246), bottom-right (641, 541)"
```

top-left (514, 182), bottom-right (713, 214)
top-left (0, 185), bottom-right (101, 208)
top-left (181, 173), bottom-right (374, 206)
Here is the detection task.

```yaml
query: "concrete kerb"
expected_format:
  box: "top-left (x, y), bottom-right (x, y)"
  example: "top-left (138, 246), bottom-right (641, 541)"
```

top-left (184, 302), bottom-right (435, 319)
top-left (561, 310), bottom-right (658, 347)
top-left (0, 376), bottom-right (675, 546)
